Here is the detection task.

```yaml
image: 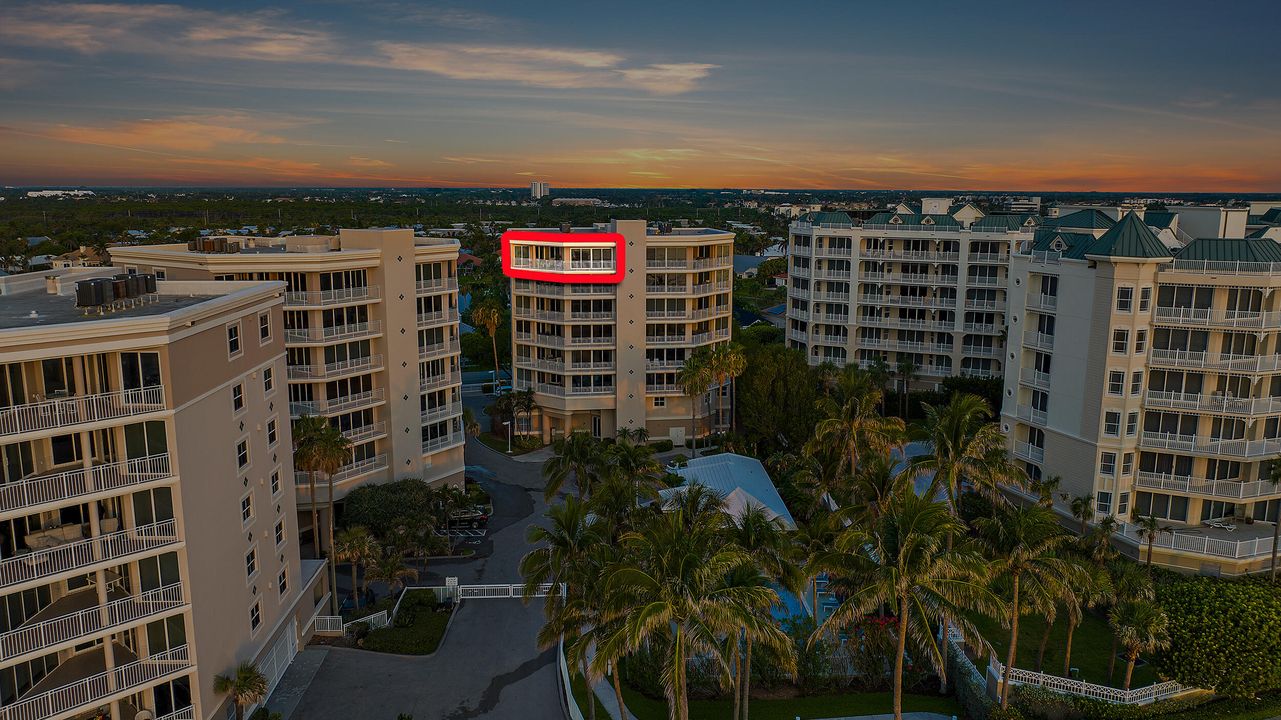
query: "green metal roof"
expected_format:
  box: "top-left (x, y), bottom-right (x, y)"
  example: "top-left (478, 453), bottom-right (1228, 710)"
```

top-left (972, 214), bottom-right (1038, 231)
top-left (1262, 208), bottom-right (1281, 223)
top-left (1044, 209), bottom-right (1116, 231)
top-left (1086, 211), bottom-right (1172, 259)
top-left (1142, 211), bottom-right (1176, 229)
top-left (799, 211), bottom-right (853, 226)
top-left (1030, 230), bottom-right (1098, 259)
top-left (1176, 237), bottom-right (1281, 262)
top-left (865, 212), bottom-right (962, 228)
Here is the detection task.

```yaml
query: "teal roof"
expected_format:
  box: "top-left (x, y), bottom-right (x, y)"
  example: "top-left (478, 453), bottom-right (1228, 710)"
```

top-left (1029, 230), bottom-right (1099, 260)
top-left (1176, 237), bottom-right (1281, 262)
top-left (865, 212), bottom-right (962, 228)
top-left (799, 211), bottom-right (853, 226)
top-left (1262, 208), bottom-right (1281, 223)
top-left (1086, 212), bottom-right (1172, 259)
top-left (1142, 211), bottom-right (1176, 229)
top-left (1045, 209), bottom-right (1116, 231)
top-left (972, 214), bottom-right (1038, 231)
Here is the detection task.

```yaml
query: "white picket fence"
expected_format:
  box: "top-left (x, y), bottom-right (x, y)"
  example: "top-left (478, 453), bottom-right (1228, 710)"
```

top-left (310, 609), bottom-right (390, 637)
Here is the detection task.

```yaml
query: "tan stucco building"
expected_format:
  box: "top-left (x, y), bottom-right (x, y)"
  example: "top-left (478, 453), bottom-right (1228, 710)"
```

top-left (0, 268), bottom-right (327, 720)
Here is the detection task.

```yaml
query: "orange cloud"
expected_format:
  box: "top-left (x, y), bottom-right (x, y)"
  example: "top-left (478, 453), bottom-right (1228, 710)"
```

top-left (46, 115), bottom-right (289, 153)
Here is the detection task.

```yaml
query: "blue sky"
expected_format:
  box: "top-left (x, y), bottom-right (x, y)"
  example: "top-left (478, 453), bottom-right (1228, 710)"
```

top-left (1, 0), bottom-right (1278, 190)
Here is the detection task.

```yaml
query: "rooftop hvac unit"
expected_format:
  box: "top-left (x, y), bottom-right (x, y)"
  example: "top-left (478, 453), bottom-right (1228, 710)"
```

top-left (139, 273), bottom-right (158, 293)
top-left (75, 279), bottom-right (107, 308)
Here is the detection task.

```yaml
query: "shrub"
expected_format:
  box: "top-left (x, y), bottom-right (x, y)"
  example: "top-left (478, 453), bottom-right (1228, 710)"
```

top-left (669, 454), bottom-right (688, 467)
top-left (650, 439), bottom-right (674, 452)
top-left (362, 606), bottom-right (450, 655)
top-left (249, 710), bottom-right (283, 720)
top-left (987, 705), bottom-right (1026, 720)
top-left (347, 621), bottom-right (370, 642)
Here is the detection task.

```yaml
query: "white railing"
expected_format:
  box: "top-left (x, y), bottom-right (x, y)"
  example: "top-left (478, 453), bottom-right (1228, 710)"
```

top-left (418, 339), bottom-right (458, 359)
top-left (290, 388), bottom-right (386, 417)
top-left (1116, 521), bottom-right (1275, 560)
top-left (1153, 307), bottom-right (1281, 329)
top-left (645, 285), bottom-right (689, 295)
top-left (155, 708), bottom-right (195, 720)
top-left (0, 645), bottom-right (191, 720)
top-left (284, 285), bottom-right (380, 307)
top-left (1144, 390), bottom-right (1281, 416)
top-left (1148, 349), bottom-right (1281, 373)
top-left (1026, 294), bottom-right (1058, 312)
top-left (416, 309), bottom-right (460, 327)
top-left (1023, 330), bottom-right (1055, 350)
top-left (420, 402), bottom-right (462, 425)
top-left (964, 298), bottom-right (1007, 311)
top-left (646, 384), bottom-right (684, 395)
top-left (0, 519), bottom-right (179, 591)
top-left (295, 454), bottom-right (388, 488)
top-left (991, 655), bottom-right (1185, 705)
top-left (419, 372), bottom-right (462, 393)
top-left (533, 384), bottom-right (614, 397)
top-left (0, 386), bottom-right (166, 438)
top-left (1029, 251), bottom-right (1062, 265)
top-left (570, 361), bottom-right (615, 372)
top-left (459, 583), bottom-right (557, 599)
top-left (1015, 404), bottom-right (1048, 425)
top-left (1159, 259), bottom-right (1281, 275)
top-left (0, 583), bottom-right (185, 662)
top-left (861, 294), bottom-right (955, 310)
top-left (285, 321), bottom-right (384, 343)
top-left (312, 616), bottom-right (343, 635)
top-left (567, 335), bottom-right (615, 347)
top-left (342, 422), bottom-right (388, 444)
top-left (963, 322), bottom-right (1000, 334)
top-left (415, 277), bottom-right (459, 294)
top-left (1139, 431), bottom-right (1281, 458)
top-left (1135, 471), bottom-right (1281, 500)
top-left (0, 454), bottom-right (173, 517)
top-left (646, 259), bottom-right (688, 269)
top-left (966, 275), bottom-right (1002, 287)
top-left (1012, 442), bottom-right (1045, 463)
top-left (422, 433), bottom-right (465, 455)
top-left (288, 354), bottom-right (383, 380)
top-left (1019, 368), bottom-right (1051, 389)
top-left (861, 249), bottom-right (960, 262)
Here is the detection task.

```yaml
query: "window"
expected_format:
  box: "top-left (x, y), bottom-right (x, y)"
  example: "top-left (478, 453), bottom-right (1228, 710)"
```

top-left (1130, 371), bottom-right (1143, 396)
top-left (258, 312), bottom-right (271, 342)
top-left (227, 323), bottom-right (242, 357)
top-left (1135, 329), bottom-right (1148, 354)
top-left (154, 268), bottom-right (167, 281)
top-left (1122, 452), bottom-right (1134, 476)
top-left (270, 470), bottom-right (281, 497)
top-left (249, 600), bottom-right (262, 632)
top-left (1112, 329), bottom-right (1129, 354)
top-left (1103, 411), bottom-right (1121, 437)
top-left (236, 439), bottom-right (249, 470)
top-left (1096, 491), bottom-right (1113, 515)
top-left (653, 396), bottom-right (666, 407)
top-left (1117, 492), bottom-right (1130, 516)
top-left (1116, 287), bottom-right (1133, 312)
top-left (1126, 411), bottom-right (1139, 436)
top-left (275, 519), bottom-right (286, 547)
top-left (1139, 287), bottom-right (1152, 312)
top-left (263, 367), bottom-right (274, 394)
top-left (1108, 371), bottom-right (1125, 395)
top-left (278, 568), bottom-right (288, 597)
top-left (240, 494), bottom-right (253, 525)
top-left (1100, 452), bottom-right (1117, 476)
top-left (232, 384), bottom-right (244, 413)
top-left (245, 549), bottom-right (258, 579)
top-left (266, 419), bottom-right (278, 447)
top-left (1137, 492), bottom-right (1189, 521)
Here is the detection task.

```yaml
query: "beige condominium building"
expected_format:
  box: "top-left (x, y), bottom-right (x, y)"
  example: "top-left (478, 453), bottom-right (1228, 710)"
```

top-left (1004, 209), bottom-right (1281, 575)
top-left (109, 229), bottom-right (465, 552)
top-left (0, 268), bottom-right (327, 720)
top-left (504, 219), bottom-right (735, 442)
top-left (786, 198), bottom-right (1038, 385)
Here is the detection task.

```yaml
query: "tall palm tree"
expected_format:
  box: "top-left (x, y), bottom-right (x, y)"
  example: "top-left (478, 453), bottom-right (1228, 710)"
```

top-left (866, 355), bottom-right (892, 414)
top-left (808, 365), bottom-right (903, 502)
top-left (810, 491), bottom-right (999, 720)
top-left (1268, 459), bottom-right (1281, 581)
top-left (677, 350), bottom-right (714, 456)
top-left (912, 393), bottom-right (1019, 516)
top-left (1070, 493), bottom-right (1095, 536)
top-left (1029, 474), bottom-right (1061, 508)
top-left (334, 525), bottom-right (378, 609)
top-left (1109, 600), bottom-right (1171, 691)
top-left (462, 407), bottom-right (481, 438)
top-left (1134, 514), bottom-right (1173, 568)
top-left (306, 424), bottom-right (353, 614)
top-left (514, 388), bottom-right (537, 439)
top-left (292, 414), bottom-right (330, 559)
top-left (472, 300), bottom-right (503, 383)
top-left (1106, 560), bottom-right (1154, 683)
top-left (849, 449), bottom-right (914, 525)
top-left (895, 356), bottom-right (918, 418)
top-left (365, 549), bottom-right (416, 596)
top-left (214, 662), bottom-right (268, 720)
top-left (600, 437), bottom-right (663, 492)
top-left (542, 431), bottom-right (601, 500)
top-left (707, 342), bottom-right (747, 433)
top-left (976, 504), bottom-right (1081, 707)
top-left (791, 509), bottom-right (843, 615)
top-left (1061, 556), bottom-right (1112, 678)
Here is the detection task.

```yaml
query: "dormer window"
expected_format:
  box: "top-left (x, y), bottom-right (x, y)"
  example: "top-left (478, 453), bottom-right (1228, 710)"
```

top-left (1023, 217), bottom-right (1036, 227)
top-left (1050, 238), bottom-right (1067, 252)
top-left (921, 216), bottom-right (935, 226)
top-left (889, 215), bottom-right (903, 224)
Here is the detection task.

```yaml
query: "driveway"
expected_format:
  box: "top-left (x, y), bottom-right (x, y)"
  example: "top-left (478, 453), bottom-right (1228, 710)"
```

top-left (284, 407), bottom-right (566, 720)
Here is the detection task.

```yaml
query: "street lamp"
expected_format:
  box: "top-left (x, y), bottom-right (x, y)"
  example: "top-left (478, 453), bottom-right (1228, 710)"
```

top-left (502, 420), bottom-right (512, 453)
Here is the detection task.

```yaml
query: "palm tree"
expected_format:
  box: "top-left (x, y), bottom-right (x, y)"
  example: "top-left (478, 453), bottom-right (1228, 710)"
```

top-left (542, 431), bottom-right (601, 500)
top-left (600, 436), bottom-right (663, 492)
top-left (214, 661), bottom-right (268, 720)
top-left (292, 414), bottom-right (330, 559)
top-left (792, 510), bottom-right (843, 615)
top-left (1133, 514), bottom-right (1173, 568)
top-left (707, 342), bottom-right (747, 433)
top-left (1061, 557), bottom-right (1112, 678)
top-left (808, 365), bottom-right (903, 502)
top-left (472, 300), bottom-right (503, 383)
top-left (513, 388), bottom-right (537, 439)
top-left (305, 424), bottom-right (353, 614)
top-left (334, 525), bottom-right (378, 609)
top-left (1109, 600), bottom-right (1171, 690)
top-left (866, 355), bottom-right (892, 414)
top-left (895, 356), bottom-right (918, 418)
top-left (912, 393), bottom-right (1019, 516)
top-left (677, 350), bottom-right (714, 456)
top-left (1106, 560), bottom-right (1154, 683)
top-left (1268, 459), bottom-right (1281, 581)
top-left (1029, 474), bottom-right (1061, 508)
top-left (849, 449), bottom-right (914, 525)
top-left (976, 504), bottom-right (1081, 707)
top-left (810, 491), bottom-right (999, 720)
top-left (365, 548), bottom-right (416, 596)
top-left (1070, 493), bottom-right (1095, 536)
top-left (462, 407), bottom-right (481, 438)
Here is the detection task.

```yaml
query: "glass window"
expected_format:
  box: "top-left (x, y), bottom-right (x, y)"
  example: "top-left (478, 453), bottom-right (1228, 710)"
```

top-left (236, 440), bottom-right (249, 469)
top-left (250, 600), bottom-right (261, 631)
top-left (227, 324), bottom-right (241, 356)
top-left (278, 568), bottom-right (288, 596)
top-left (263, 368), bottom-right (274, 394)
top-left (1100, 452), bottom-right (1116, 476)
top-left (232, 384), bottom-right (244, 413)
top-left (1116, 287), bottom-right (1133, 312)
top-left (1104, 411), bottom-right (1121, 436)
top-left (241, 495), bottom-right (253, 524)
top-left (1112, 329), bottom-right (1129, 354)
top-left (275, 520), bottom-right (285, 546)
top-left (1108, 371), bottom-right (1125, 395)
top-left (1097, 491), bottom-right (1113, 515)
top-left (121, 352), bottom-right (162, 390)
top-left (1117, 492), bottom-right (1130, 516)
top-left (1139, 287), bottom-right (1152, 312)
top-left (1131, 371), bottom-right (1143, 396)
top-left (270, 470), bottom-right (280, 496)
top-left (1122, 452), bottom-right (1134, 476)
top-left (1126, 411), bottom-right (1139, 436)
top-left (266, 419), bottom-right (278, 447)
top-left (245, 549), bottom-right (257, 579)
top-left (1135, 330), bottom-right (1148, 354)
top-left (259, 313), bottom-right (271, 341)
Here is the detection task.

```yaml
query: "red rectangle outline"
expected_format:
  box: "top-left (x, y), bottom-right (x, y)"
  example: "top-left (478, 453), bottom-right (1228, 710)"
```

top-left (501, 230), bottom-right (626, 284)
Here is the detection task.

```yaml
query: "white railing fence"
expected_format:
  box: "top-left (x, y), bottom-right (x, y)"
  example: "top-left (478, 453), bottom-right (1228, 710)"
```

top-left (558, 637), bottom-right (587, 720)
top-left (0, 645), bottom-right (190, 720)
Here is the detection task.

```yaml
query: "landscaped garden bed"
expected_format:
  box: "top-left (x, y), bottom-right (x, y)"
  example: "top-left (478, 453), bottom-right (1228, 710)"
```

top-left (359, 592), bottom-right (452, 655)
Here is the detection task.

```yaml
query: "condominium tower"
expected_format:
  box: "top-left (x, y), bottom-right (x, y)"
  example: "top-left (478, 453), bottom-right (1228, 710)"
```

top-left (1004, 210), bottom-right (1281, 575)
top-left (502, 219), bottom-right (735, 441)
top-left (109, 229), bottom-right (465, 550)
top-left (786, 198), bottom-right (1038, 384)
top-left (0, 269), bottom-right (327, 720)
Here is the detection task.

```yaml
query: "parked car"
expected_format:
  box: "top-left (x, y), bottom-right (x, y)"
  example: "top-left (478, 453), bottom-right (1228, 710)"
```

top-left (451, 507), bottom-right (489, 529)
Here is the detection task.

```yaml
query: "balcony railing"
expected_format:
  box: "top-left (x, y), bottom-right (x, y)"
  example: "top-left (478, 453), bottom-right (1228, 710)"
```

top-left (419, 371), bottom-right (462, 393)
top-left (415, 277), bottom-right (459, 294)
top-left (1138, 431), bottom-right (1281, 458)
top-left (284, 285), bottom-right (380, 307)
top-left (1144, 390), bottom-right (1281, 416)
top-left (859, 294), bottom-right (955, 310)
top-left (342, 422), bottom-right (387, 444)
top-left (1012, 442), bottom-right (1045, 463)
top-left (295, 454), bottom-right (388, 487)
top-left (567, 335), bottom-right (615, 347)
top-left (0, 386), bottom-right (166, 439)
top-left (0, 645), bottom-right (191, 720)
top-left (0, 583), bottom-right (185, 663)
top-left (963, 322), bottom-right (1000, 334)
top-left (1019, 368), bottom-right (1051, 389)
top-left (646, 383), bottom-right (684, 395)
top-left (1116, 521), bottom-right (1274, 560)
top-left (289, 388), bottom-right (385, 417)
top-left (1026, 294), bottom-right (1058, 312)
top-left (422, 433), bottom-right (465, 455)
top-left (285, 321), bottom-right (383, 344)
top-left (1135, 471), bottom-right (1281, 500)
top-left (691, 330), bottom-right (732, 344)
top-left (0, 520), bottom-right (180, 591)
top-left (1158, 259), bottom-right (1281, 276)
top-left (0, 454), bottom-right (173, 518)
top-left (1153, 307), bottom-right (1281, 329)
top-left (287, 354), bottom-right (383, 381)
top-left (964, 298), bottom-right (1007, 311)
top-left (861, 316), bottom-right (953, 332)
top-left (416, 308), bottom-right (460, 327)
top-left (1014, 404), bottom-right (1048, 425)
top-left (646, 259), bottom-right (688, 269)
top-left (1022, 330), bottom-right (1055, 351)
top-left (418, 339), bottom-right (458, 360)
top-left (533, 383), bottom-right (614, 397)
top-left (965, 275), bottom-right (1002, 287)
top-left (420, 402), bottom-right (462, 425)
top-left (1148, 349), bottom-right (1281, 373)
top-left (861, 249), bottom-right (960, 262)
top-left (509, 258), bottom-right (616, 272)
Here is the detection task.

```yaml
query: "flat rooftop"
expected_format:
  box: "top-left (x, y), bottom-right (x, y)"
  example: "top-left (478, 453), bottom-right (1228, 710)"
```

top-left (0, 291), bottom-right (220, 330)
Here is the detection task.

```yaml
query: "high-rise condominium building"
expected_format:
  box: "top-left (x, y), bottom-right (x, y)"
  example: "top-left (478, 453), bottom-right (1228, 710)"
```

top-left (0, 269), bottom-right (327, 720)
top-left (109, 229), bottom-right (465, 550)
top-left (502, 219), bottom-right (735, 442)
top-left (786, 198), bottom-right (1039, 385)
top-left (530, 181), bottom-right (550, 200)
top-left (1004, 210), bottom-right (1281, 575)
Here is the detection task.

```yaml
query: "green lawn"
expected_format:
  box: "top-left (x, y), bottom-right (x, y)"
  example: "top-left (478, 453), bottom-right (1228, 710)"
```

top-left (619, 683), bottom-right (961, 720)
top-left (360, 600), bottom-right (451, 655)
top-left (477, 431), bottom-right (541, 456)
top-left (966, 608), bottom-right (1157, 689)
top-left (569, 673), bottom-right (610, 719)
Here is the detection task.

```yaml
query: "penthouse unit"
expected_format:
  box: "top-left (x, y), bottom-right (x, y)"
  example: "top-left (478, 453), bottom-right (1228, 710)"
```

top-left (786, 198), bottom-right (1037, 385)
top-left (109, 230), bottom-right (465, 549)
top-left (0, 269), bottom-right (326, 720)
top-left (1004, 211), bottom-right (1281, 575)
top-left (503, 220), bottom-right (735, 442)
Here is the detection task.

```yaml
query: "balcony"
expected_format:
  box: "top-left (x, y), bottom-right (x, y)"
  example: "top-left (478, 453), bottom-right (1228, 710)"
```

top-left (0, 583), bottom-right (185, 664)
top-left (0, 386), bottom-right (166, 439)
top-left (962, 345), bottom-right (1001, 358)
top-left (646, 259), bottom-right (688, 269)
top-left (645, 285), bottom-right (689, 296)
top-left (1135, 471), bottom-right (1281, 500)
top-left (814, 246), bottom-right (854, 258)
top-left (962, 322), bottom-right (1000, 334)
top-left (964, 298), bottom-right (1007, 311)
top-left (566, 335), bottom-right (615, 347)
top-left (290, 388), bottom-right (385, 417)
top-left (1019, 367), bottom-right (1051, 389)
top-left (422, 432), bottom-right (465, 455)
top-left (510, 258), bottom-right (616, 273)
top-left (415, 277), bottom-right (460, 295)
top-left (861, 316), bottom-right (953, 332)
top-left (419, 371), bottom-right (462, 393)
top-left (813, 268), bottom-right (852, 281)
top-left (690, 306), bottom-right (730, 320)
top-left (646, 308), bottom-right (688, 320)
top-left (418, 339), bottom-right (458, 360)
top-left (787, 329), bottom-right (809, 344)
top-left (691, 330), bottom-right (732, 345)
top-left (1138, 431), bottom-right (1281, 459)
top-left (284, 285), bottom-right (380, 308)
top-left (965, 275), bottom-right (1002, 287)
top-left (646, 383), bottom-right (684, 395)
top-left (285, 321), bottom-right (383, 344)
top-left (1026, 294), bottom-right (1058, 312)
top-left (647, 335), bottom-right (687, 346)
top-left (813, 335), bottom-right (848, 346)
top-left (1147, 349), bottom-right (1281, 373)
top-left (533, 383), bottom-right (614, 397)
top-left (287, 354), bottom-right (383, 381)
top-left (0, 454), bottom-right (174, 520)
top-left (295, 454), bottom-right (388, 487)
top-left (1158, 259), bottom-right (1281, 276)
top-left (691, 257), bottom-right (733, 270)
top-left (420, 402), bottom-right (462, 425)
top-left (342, 422), bottom-right (387, 444)
top-left (1144, 390), bottom-right (1281, 416)
top-left (1012, 441), bottom-right (1045, 463)
top-left (1022, 330), bottom-right (1054, 351)
top-left (790, 267), bottom-right (811, 278)
top-left (970, 252), bottom-right (1012, 263)
top-left (1115, 520), bottom-right (1274, 561)
top-left (0, 644), bottom-right (191, 720)
top-left (416, 308), bottom-right (460, 328)
top-left (690, 282), bottom-right (732, 295)
top-left (1014, 404), bottom-right (1048, 425)
top-left (0, 520), bottom-right (180, 592)
top-left (861, 249), bottom-right (960, 262)
top-left (860, 294), bottom-right (955, 310)
top-left (1152, 306), bottom-right (1281, 330)
top-left (513, 281), bottom-right (612, 298)
top-left (645, 358), bottom-right (685, 371)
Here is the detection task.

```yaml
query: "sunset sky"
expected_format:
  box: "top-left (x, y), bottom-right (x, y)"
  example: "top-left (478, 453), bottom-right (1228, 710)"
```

top-left (1, 0), bottom-right (1278, 190)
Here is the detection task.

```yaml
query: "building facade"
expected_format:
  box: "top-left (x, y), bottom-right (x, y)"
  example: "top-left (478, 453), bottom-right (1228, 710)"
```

top-left (503, 219), bottom-right (735, 442)
top-left (785, 198), bottom-right (1037, 385)
top-left (0, 269), bottom-right (327, 720)
top-left (1004, 211), bottom-right (1281, 575)
top-left (109, 229), bottom-right (466, 550)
